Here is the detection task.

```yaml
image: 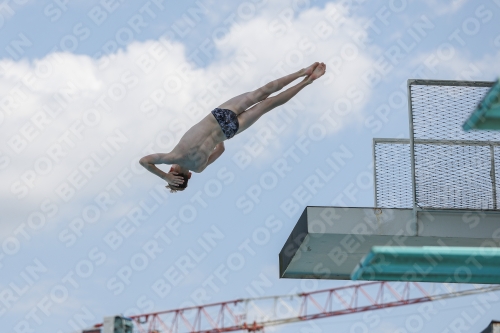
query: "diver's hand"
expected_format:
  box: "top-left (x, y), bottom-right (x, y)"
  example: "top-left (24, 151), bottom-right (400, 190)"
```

top-left (165, 172), bottom-right (184, 186)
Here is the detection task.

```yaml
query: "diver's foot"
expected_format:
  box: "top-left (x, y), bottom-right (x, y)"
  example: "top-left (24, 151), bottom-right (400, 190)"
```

top-left (304, 62), bottom-right (326, 84)
top-left (300, 62), bottom-right (319, 76)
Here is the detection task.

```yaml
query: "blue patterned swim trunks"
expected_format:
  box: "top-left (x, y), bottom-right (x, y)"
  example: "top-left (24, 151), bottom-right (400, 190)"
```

top-left (211, 108), bottom-right (239, 139)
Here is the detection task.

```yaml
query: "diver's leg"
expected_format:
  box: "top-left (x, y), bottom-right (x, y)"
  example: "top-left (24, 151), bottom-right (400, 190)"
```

top-left (236, 62), bottom-right (326, 134)
top-left (217, 62), bottom-right (319, 114)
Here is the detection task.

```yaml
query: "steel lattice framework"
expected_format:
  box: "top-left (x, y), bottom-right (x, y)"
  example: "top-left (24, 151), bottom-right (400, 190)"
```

top-left (124, 282), bottom-right (500, 333)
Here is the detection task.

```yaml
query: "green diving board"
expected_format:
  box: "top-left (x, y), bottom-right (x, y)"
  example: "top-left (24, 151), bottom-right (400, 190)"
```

top-left (463, 78), bottom-right (500, 131)
top-left (351, 246), bottom-right (500, 284)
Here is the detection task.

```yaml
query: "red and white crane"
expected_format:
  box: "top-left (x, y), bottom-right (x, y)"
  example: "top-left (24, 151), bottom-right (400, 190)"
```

top-left (88, 282), bottom-right (500, 333)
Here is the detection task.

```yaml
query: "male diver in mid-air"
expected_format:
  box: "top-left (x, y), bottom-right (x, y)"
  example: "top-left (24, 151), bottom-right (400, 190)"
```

top-left (140, 62), bottom-right (326, 192)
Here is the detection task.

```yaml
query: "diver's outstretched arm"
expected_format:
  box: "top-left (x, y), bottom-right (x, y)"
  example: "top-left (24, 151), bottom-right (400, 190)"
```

top-left (139, 153), bottom-right (184, 185)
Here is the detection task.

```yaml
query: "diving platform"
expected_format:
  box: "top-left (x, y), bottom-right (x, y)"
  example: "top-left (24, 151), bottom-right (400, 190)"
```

top-left (279, 206), bottom-right (500, 283)
top-left (279, 79), bottom-right (500, 284)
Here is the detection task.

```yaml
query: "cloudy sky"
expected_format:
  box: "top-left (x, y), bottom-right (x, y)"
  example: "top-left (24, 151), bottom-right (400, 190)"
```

top-left (1, 0), bottom-right (500, 332)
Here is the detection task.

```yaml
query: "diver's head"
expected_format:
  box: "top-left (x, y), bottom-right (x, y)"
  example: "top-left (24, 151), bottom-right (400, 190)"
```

top-left (166, 165), bottom-right (192, 193)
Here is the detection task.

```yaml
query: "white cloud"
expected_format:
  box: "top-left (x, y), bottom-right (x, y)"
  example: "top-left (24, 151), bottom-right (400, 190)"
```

top-left (0, 1), bottom-right (379, 242)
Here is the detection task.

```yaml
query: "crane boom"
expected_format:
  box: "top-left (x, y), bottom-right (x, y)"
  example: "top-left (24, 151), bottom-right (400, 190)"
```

top-left (122, 282), bottom-right (500, 333)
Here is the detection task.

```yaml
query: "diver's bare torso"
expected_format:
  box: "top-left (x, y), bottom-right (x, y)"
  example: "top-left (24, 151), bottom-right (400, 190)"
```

top-left (171, 113), bottom-right (226, 173)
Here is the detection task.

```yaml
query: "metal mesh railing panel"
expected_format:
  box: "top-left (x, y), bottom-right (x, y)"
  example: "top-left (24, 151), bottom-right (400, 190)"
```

top-left (414, 144), bottom-right (494, 210)
top-left (410, 83), bottom-right (500, 141)
top-left (408, 81), bottom-right (500, 210)
top-left (374, 142), bottom-right (413, 208)
top-left (373, 81), bottom-right (500, 210)
top-left (496, 146), bottom-right (500, 209)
